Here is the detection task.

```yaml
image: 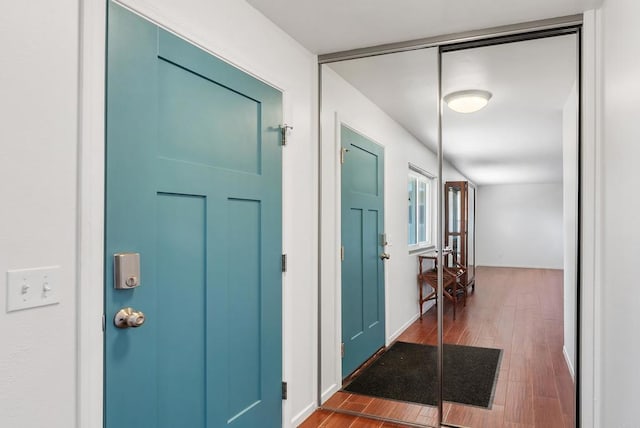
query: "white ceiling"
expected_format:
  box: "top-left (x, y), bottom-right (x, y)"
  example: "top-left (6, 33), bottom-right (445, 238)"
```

top-left (329, 35), bottom-right (577, 184)
top-left (245, 0), bottom-right (582, 185)
top-left (245, 0), bottom-right (599, 54)
top-left (328, 48), bottom-right (439, 157)
top-left (442, 35), bottom-right (577, 184)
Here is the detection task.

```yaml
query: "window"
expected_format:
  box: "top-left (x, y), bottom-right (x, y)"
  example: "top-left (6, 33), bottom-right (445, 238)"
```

top-left (408, 166), bottom-right (434, 250)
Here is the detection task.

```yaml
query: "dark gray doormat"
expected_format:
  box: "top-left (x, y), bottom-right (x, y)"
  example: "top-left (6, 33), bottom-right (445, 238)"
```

top-left (343, 341), bottom-right (502, 408)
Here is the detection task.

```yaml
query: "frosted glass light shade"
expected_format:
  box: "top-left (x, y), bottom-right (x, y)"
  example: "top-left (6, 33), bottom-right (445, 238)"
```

top-left (444, 90), bottom-right (492, 113)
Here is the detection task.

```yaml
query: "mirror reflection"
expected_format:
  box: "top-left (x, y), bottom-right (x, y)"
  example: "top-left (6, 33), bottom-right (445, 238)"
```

top-left (441, 35), bottom-right (578, 427)
top-left (319, 33), bottom-right (578, 428)
top-left (320, 47), bottom-right (441, 426)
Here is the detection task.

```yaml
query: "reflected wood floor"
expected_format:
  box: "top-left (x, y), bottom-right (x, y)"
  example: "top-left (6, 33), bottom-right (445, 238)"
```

top-left (299, 267), bottom-right (575, 428)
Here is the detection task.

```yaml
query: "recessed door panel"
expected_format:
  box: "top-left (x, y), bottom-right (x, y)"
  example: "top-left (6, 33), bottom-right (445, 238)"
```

top-left (156, 193), bottom-right (206, 427)
top-left (158, 59), bottom-right (261, 174)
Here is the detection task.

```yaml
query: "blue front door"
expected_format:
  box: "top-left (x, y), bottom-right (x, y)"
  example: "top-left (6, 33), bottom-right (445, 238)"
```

top-left (105, 4), bottom-right (283, 427)
top-left (340, 125), bottom-right (386, 378)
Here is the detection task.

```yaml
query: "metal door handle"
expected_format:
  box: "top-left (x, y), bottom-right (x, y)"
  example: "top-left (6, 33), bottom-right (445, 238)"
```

top-left (114, 307), bottom-right (146, 328)
top-left (380, 252), bottom-right (391, 260)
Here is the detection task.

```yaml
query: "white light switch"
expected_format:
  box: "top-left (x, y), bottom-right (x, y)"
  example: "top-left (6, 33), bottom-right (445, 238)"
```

top-left (6, 266), bottom-right (60, 312)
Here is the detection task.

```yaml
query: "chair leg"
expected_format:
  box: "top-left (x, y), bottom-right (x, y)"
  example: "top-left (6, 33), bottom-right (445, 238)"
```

top-left (418, 279), bottom-right (423, 320)
top-left (463, 283), bottom-right (467, 307)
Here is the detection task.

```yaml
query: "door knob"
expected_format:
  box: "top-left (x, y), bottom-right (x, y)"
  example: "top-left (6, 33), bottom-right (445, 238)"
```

top-left (380, 252), bottom-right (391, 260)
top-left (114, 307), bottom-right (146, 329)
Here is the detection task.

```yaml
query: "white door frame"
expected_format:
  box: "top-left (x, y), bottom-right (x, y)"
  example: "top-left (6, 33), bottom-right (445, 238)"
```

top-left (76, 0), bottom-right (106, 426)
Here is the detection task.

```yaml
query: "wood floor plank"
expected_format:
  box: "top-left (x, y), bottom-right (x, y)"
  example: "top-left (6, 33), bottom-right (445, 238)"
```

top-left (322, 412), bottom-right (361, 427)
top-left (298, 409), bottom-right (333, 427)
top-left (533, 396), bottom-right (565, 428)
top-left (348, 417), bottom-right (384, 428)
top-left (555, 370), bottom-right (576, 418)
top-left (323, 391), bottom-right (350, 409)
top-left (301, 267), bottom-right (575, 428)
top-left (445, 402), bottom-right (487, 427)
top-left (508, 355), bottom-right (530, 383)
top-left (386, 402), bottom-right (422, 423)
top-left (361, 397), bottom-right (398, 418)
top-left (492, 372), bottom-right (509, 406)
top-left (504, 381), bottom-right (535, 425)
top-left (481, 404), bottom-right (506, 428)
top-left (340, 399), bottom-right (372, 413)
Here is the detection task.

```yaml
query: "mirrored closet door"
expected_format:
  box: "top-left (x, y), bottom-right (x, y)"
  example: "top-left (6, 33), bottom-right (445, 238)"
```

top-left (440, 34), bottom-right (579, 427)
top-left (317, 21), bottom-right (580, 428)
top-left (319, 47), bottom-right (442, 427)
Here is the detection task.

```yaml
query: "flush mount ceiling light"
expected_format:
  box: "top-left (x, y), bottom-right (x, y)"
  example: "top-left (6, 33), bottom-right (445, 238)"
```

top-left (444, 89), bottom-right (492, 113)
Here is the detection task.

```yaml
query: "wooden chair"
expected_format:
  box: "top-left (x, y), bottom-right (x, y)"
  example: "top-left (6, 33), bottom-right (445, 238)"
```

top-left (418, 254), bottom-right (466, 320)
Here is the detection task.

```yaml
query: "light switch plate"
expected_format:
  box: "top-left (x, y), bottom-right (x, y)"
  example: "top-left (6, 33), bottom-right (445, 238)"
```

top-left (6, 266), bottom-right (60, 312)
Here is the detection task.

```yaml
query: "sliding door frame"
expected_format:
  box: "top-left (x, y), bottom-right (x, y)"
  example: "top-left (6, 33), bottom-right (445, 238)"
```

top-left (318, 13), bottom-right (588, 428)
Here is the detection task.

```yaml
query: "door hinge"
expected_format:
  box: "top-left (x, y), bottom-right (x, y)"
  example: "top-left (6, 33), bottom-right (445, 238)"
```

top-left (282, 381), bottom-right (288, 400)
top-left (340, 245), bottom-right (344, 261)
top-left (280, 124), bottom-right (293, 146)
top-left (281, 254), bottom-right (287, 273)
top-left (340, 147), bottom-right (350, 164)
top-left (341, 343), bottom-right (345, 358)
top-left (102, 314), bottom-right (106, 332)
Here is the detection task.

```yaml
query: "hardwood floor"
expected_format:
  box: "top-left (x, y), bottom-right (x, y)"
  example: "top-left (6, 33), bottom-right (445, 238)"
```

top-left (299, 267), bottom-right (575, 428)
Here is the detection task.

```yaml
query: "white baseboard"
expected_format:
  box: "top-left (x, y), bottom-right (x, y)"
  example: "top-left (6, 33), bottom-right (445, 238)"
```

top-left (422, 300), bottom-right (436, 316)
top-left (290, 401), bottom-right (318, 428)
top-left (476, 263), bottom-right (563, 270)
top-left (321, 383), bottom-right (340, 404)
top-left (563, 345), bottom-right (575, 382)
top-left (387, 301), bottom-right (435, 345)
top-left (388, 314), bottom-right (419, 344)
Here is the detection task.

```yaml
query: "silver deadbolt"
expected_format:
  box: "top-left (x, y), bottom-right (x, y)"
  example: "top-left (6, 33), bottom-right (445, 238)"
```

top-left (114, 307), bottom-right (145, 328)
top-left (114, 253), bottom-right (141, 289)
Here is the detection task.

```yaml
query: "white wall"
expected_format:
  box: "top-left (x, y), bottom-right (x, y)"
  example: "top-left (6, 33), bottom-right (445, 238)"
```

top-left (599, 0), bottom-right (640, 426)
top-left (2, 0), bottom-right (319, 427)
top-left (320, 63), bottom-right (467, 401)
top-left (476, 183), bottom-right (564, 269)
top-left (0, 1), bottom-right (79, 427)
top-left (562, 81), bottom-right (578, 379)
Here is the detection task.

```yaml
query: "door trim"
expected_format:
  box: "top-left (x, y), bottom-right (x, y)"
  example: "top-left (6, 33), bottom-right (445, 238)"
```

top-left (77, 2), bottom-right (293, 427)
top-left (329, 112), bottom-right (342, 400)
top-left (77, 1), bottom-right (106, 427)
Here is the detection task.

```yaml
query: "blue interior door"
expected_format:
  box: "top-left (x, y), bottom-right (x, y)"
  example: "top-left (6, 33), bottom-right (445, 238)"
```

top-left (105, 4), bottom-right (282, 427)
top-left (341, 125), bottom-right (385, 378)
